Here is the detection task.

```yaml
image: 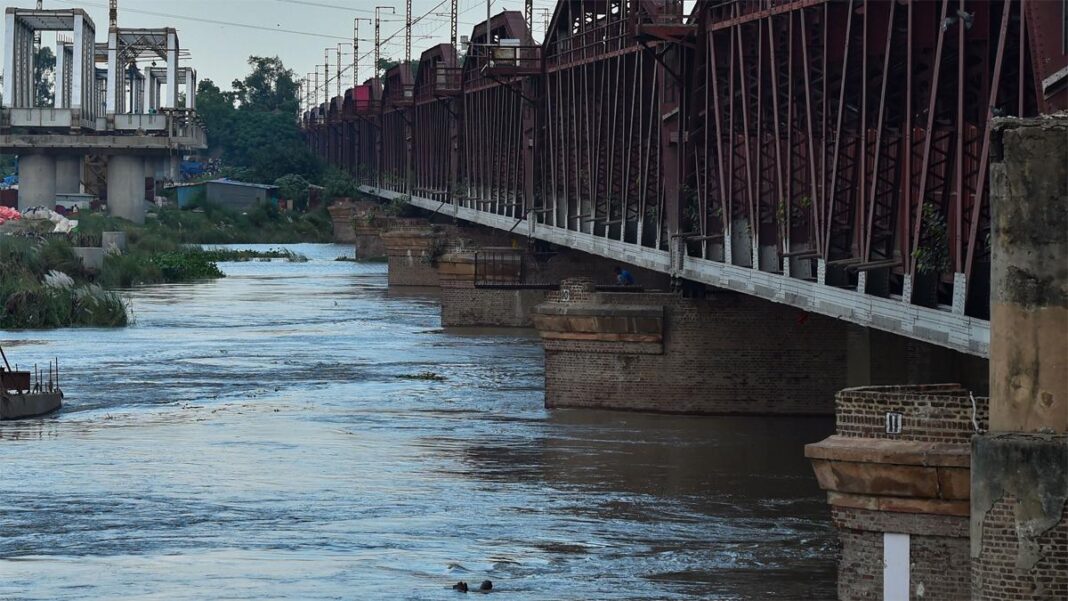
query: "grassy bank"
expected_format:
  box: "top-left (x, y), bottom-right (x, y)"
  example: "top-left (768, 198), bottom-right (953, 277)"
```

top-left (1, 203), bottom-right (324, 329)
top-left (0, 236), bottom-right (127, 329)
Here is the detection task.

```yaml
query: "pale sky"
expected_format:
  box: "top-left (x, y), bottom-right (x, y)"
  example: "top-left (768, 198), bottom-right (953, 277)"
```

top-left (3, 0), bottom-right (558, 94)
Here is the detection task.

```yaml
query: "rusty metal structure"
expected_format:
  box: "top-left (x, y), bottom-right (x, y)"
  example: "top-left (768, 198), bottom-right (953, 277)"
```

top-left (303, 0), bottom-right (1068, 356)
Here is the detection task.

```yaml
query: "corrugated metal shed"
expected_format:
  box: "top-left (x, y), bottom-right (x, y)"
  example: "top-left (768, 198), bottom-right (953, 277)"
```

top-left (170, 179), bottom-right (279, 210)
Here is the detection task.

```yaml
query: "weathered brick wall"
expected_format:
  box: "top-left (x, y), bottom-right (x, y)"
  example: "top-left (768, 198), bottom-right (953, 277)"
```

top-left (835, 384), bottom-right (989, 443)
top-left (328, 201), bottom-right (359, 243)
top-left (819, 386), bottom-right (987, 601)
top-left (435, 240), bottom-right (670, 327)
top-left (832, 507), bottom-right (971, 601)
top-left (972, 497), bottom-right (1068, 601)
top-left (440, 283), bottom-right (549, 327)
top-left (526, 250), bottom-right (670, 289)
top-left (381, 222), bottom-right (445, 287)
top-left (539, 289), bottom-right (849, 414)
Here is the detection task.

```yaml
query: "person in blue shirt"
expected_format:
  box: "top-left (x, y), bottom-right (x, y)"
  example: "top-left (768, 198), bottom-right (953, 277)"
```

top-left (614, 266), bottom-right (635, 286)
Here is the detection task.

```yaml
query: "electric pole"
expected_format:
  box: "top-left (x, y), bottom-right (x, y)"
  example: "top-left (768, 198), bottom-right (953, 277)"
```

top-left (353, 18), bottom-right (370, 89)
top-left (450, 0), bottom-right (458, 50)
top-left (336, 44), bottom-right (342, 97)
top-left (525, 0), bottom-right (533, 34)
top-left (405, 0), bottom-right (412, 66)
top-left (324, 49), bottom-right (329, 101)
top-left (374, 6), bottom-right (395, 79)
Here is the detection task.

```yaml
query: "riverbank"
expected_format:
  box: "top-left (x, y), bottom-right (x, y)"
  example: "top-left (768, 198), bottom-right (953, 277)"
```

top-left (0, 204), bottom-right (327, 329)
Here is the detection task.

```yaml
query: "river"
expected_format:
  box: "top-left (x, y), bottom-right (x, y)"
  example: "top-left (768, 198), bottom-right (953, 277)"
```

top-left (0, 243), bottom-right (836, 600)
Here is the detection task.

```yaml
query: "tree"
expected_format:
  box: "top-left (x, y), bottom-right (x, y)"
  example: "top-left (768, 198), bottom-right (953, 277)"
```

top-left (376, 57), bottom-right (401, 77)
top-left (196, 67), bottom-right (321, 184)
top-left (231, 56), bottom-right (300, 114)
top-left (34, 47), bottom-right (56, 106)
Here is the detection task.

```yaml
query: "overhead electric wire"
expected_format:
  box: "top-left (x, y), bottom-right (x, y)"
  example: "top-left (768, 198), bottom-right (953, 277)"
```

top-left (307, 0), bottom-right (452, 101)
top-left (50, 0), bottom-right (353, 41)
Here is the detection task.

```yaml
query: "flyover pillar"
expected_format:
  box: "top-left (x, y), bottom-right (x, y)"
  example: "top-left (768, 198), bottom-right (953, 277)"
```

top-left (17, 154), bottom-right (57, 210)
top-left (971, 117), bottom-right (1067, 600)
top-left (107, 155), bottom-right (146, 224)
top-left (55, 155), bottom-right (83, 195)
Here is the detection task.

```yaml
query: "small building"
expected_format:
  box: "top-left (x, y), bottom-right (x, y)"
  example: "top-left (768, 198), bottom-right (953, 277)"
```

top-left (170, 179), bottom-right (279, 211)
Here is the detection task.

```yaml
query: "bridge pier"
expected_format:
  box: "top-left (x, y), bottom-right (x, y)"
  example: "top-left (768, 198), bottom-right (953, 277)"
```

top-left (970, 117), bottom-right (1067, 600)
top-left (107, 155), bottom-right (146, 224)
top-left (17, 154), bottom-right (57, 210)
top-left (380, 220), bottom-right (447, 287)
top-left (55, 155), bottom-right (83, 195)
top-left (532, 278), bottom-right (849, 415)
top-left (806, 385), bottom-right (985, 601)
top-left (438, 250), bottom-right (547, 328)
top-left (437, 244), bottom-right (672, 328)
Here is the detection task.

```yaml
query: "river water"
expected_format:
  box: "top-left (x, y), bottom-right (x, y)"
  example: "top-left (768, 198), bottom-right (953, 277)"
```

top-left (0, 244), bottom-right (836, 600)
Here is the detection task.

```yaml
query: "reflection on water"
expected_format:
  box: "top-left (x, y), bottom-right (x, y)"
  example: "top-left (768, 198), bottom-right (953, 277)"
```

top-left (0, 244), bottom-right (836, 600)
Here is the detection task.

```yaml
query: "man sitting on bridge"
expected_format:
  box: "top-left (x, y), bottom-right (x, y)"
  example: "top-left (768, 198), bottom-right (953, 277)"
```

top-left (614, 266), bottom-right (636, 286)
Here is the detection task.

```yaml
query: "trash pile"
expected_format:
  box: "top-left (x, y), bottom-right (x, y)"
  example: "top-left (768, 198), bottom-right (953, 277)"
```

top-left (0, 206), bottom-right (20, 225)
top-left (19, 207), bottom-right (78, 234)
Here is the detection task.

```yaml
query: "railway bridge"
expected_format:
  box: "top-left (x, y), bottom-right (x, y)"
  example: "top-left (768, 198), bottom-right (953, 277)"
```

top-left (308, 1), bottom-right (1068, 599)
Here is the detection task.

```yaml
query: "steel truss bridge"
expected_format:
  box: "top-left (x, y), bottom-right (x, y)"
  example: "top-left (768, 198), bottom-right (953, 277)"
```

top-left (304, 0), bottom-right (1068, 357)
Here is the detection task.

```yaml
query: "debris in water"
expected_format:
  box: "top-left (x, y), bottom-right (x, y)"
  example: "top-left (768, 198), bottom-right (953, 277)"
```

top-left (396, 371), bottom-right (446, 381)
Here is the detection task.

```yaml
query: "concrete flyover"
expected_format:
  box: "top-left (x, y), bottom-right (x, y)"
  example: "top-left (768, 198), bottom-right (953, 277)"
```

top-left (2, 6), bottom-right (206, 217)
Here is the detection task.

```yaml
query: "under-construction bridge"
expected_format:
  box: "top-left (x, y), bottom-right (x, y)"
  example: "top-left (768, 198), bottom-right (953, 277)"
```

top-left (304, 0), bottom-right (1068, 357)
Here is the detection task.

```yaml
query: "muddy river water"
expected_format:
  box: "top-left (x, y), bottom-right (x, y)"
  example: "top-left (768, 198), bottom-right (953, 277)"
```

top-left (0, 244), bottom-right (836, 600)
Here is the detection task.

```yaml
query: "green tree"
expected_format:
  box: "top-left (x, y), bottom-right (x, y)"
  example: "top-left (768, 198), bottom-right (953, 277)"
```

top-left (34, 47), bottom-right (56, 106)
top-left (196, 66), bottom-right (320, 184)
top-left (376, 57), bottom-right (401, 77)
top-left (231, 56), bottom-right (300, 114)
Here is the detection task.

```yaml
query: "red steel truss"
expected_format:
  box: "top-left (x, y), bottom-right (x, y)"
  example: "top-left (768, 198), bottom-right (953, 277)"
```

top-left (304, 0), bottom-right (1066, 321)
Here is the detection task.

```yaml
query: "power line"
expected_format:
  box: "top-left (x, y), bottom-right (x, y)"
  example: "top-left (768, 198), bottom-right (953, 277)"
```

top-left (50, 0), bottom-right (353, 41)
top-left (272, 0), bottom-right (377, 13)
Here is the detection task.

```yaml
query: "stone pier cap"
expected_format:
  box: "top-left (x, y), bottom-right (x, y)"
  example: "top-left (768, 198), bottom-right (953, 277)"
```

top-left (806, 384), bottom-right (987, 518)
top-left (531, 278), bottom-right (666, 347)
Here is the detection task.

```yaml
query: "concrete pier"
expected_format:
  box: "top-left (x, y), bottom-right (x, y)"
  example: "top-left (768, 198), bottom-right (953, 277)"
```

top-left (970, 117), bottom-right (1067, 600)
top-left (17, 154), bottom-right (57, 210)
top-left (55, 155), bottom-right (82, 194)
top-left (107, 155), bottom-right (146, 224)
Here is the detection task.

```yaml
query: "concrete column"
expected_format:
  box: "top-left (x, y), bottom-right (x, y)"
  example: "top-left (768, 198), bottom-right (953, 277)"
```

top-left (165, 31), bottom-right (179, 109)
top-left (142, 67), bottom-right (153, 113)
top-left (971, 117), bottom-right (1067, 599)
top-left (106, 30), bottom-right (119, 114)
top-left (55, 155), bottom-right (82, 194)
top-left (107, 155), bottom-right (146, 224)
top-left (186, 69), bottom-right (197, 110)
top-left (55, 41), bottom-right (67, 109)
top-left (72, 13), bottom-right (89, 117)
top-left (18, 154), bottom-right (57, 210)
top-left (3, 12), bottom-right (19, 107)
top-left (167, 155), bottom-right (180, 181)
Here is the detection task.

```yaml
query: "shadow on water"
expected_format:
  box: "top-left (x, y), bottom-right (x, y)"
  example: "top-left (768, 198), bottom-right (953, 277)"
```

top-left (0, 243), bottom-right (837, 600)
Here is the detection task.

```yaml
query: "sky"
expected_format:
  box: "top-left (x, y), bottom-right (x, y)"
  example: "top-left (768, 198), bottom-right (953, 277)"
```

top-left (2, 0), bottom-right (559, 96)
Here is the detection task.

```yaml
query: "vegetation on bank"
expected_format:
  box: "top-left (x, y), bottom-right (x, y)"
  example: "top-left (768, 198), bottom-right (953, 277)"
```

top-left (0, 236), bottom-right (127, 329)
top-left (0, 202), bottom-right (321, 329)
